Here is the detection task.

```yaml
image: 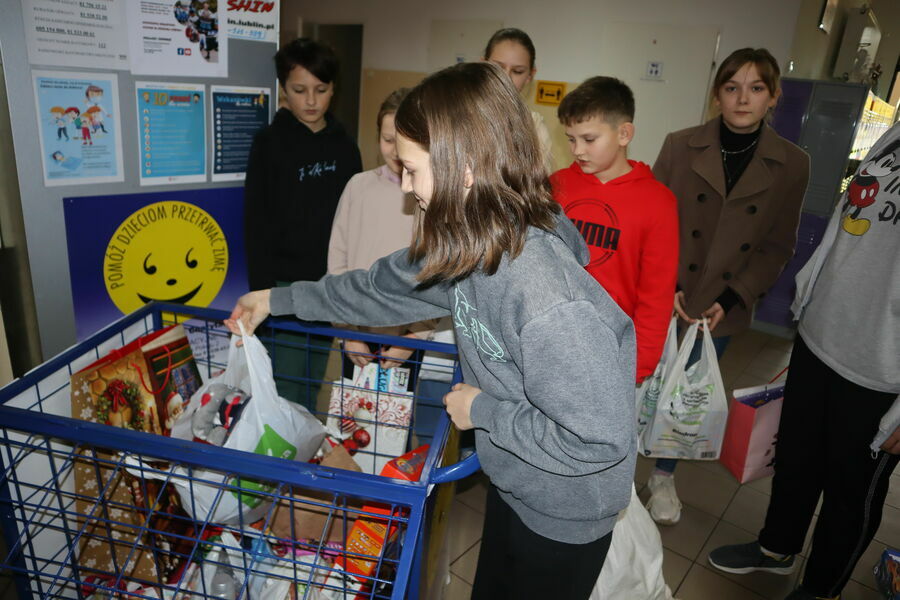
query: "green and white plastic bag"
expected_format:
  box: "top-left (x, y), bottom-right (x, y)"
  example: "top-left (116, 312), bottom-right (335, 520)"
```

top-left (636, 316), bottom-right (678, 454)
top-left (642, 318), bottom-right (728, 460)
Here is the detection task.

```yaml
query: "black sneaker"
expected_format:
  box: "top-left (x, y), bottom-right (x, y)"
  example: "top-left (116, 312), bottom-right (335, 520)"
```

top-left (708, 541), bottom-right (796, 575)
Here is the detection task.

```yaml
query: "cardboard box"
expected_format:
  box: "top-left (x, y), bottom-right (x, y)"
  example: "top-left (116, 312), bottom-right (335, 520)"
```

top-left (270, 445), bottom-right (363, 542)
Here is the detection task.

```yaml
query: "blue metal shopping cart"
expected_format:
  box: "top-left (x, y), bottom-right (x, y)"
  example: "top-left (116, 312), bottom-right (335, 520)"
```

top-left (0, 303), bottom-right (480, 600)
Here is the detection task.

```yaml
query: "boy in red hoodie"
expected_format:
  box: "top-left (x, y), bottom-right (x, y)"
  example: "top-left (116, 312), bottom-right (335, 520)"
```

top-left (551, 77), bottom-right (678, 383)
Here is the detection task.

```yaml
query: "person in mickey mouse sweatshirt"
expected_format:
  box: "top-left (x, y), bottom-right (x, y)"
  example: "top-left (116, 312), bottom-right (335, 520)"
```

top-left (708, 121), bottom-right (900, 600)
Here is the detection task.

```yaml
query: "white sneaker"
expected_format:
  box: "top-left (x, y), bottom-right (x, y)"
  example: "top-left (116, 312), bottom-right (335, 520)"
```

top-left (646, 473), bottom-right (682, 525)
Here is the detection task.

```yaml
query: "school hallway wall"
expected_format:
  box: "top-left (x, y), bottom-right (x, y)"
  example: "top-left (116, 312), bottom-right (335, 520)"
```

top-left (284, 0), bottom-right (804, 170)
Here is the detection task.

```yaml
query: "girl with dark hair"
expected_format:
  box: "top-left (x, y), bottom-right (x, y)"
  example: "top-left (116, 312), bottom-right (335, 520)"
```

top-left (243, 37), bottom-right (362, 403)
top-left (483, 27), bottom-right (553, 170)
top-left (648, 48), bottom-right (810, 525)
top-left (228, 62), bottom-right (634, 600)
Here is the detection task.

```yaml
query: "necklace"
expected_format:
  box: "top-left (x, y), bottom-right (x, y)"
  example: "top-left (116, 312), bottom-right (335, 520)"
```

top-left (720, 138), bottom-right (759, 156)
top-left (721, 138), bottom-right (758, 190)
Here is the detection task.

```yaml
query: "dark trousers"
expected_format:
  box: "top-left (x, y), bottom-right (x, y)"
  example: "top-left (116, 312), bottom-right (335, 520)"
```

top-left (271, 281), bottom-right (332, 409)
top-left (758, 335), bottom-right (898, 598)
top-left (471, 486), bottom-right (613, 600)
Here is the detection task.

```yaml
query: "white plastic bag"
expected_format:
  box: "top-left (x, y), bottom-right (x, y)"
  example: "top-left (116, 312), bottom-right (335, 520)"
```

top-left (643, 319), bottom-right (728, 460)
top-left (871, 394), bottom-right (900, 454)
top-left (127, 323), bottom-right (326, 524)
top-left (636, 317), bottom-right (679, 453)
top-left (222, 531), bottom-right (326, 600)
top-left (592, 485), bottom-right (674, 600)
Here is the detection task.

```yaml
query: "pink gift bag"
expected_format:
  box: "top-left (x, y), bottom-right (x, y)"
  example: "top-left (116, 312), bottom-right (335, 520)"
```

top-left (720, 368), bottom-right (788, 484)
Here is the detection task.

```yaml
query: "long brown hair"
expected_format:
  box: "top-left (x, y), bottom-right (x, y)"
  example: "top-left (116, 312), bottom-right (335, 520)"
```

top-left (394, 62), bottom-right (558, 286)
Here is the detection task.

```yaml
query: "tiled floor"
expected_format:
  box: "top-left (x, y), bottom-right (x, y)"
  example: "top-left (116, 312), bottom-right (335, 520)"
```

top-left (442, 328), bottom-right (897, 600)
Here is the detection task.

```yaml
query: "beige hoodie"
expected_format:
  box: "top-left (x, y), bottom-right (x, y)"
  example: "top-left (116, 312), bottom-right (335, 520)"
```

top-left (327, 165), bottom-right (433, 339)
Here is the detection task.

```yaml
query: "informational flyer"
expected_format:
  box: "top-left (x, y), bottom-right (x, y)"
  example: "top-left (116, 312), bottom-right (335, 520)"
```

top-left (136, 82), bottom-right (207, 186)
top-left (22, 0), bottom-right (129, 69)
top-left (225, 0), bottom-right (278, 43)
top-left (63, 188), bottom-right (248, 340)
top-left (128, 0), bottom-right (227, 77)
top-left (32, 70), bottom-right (124, 187)
top-left (210, 85), bottom-right (270, 182)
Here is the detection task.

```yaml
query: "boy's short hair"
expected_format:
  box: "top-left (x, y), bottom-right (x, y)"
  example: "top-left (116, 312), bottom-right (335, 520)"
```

top-left (274, 38), bottom-right (338, 88)
top-left (558, 76), bottom-right (635, 126)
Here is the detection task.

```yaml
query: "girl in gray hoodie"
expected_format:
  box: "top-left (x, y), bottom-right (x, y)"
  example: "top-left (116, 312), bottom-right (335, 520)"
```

top-left (227, 62), bottom-right (636, 600)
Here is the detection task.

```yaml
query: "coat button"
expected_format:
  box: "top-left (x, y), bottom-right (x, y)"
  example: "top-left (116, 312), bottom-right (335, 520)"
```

top-left (723, 272), bottom-right (733, 280)
top-left (746, 205), bottom-right (758, 214)
top-left (697, 193), bottom-right (706, 203)
top-left (688, 264), bottom-right (698, 272)
top-left (692, 230), bottom-right (701, 238)
top-left (740, 243), bottom-right (751, 251)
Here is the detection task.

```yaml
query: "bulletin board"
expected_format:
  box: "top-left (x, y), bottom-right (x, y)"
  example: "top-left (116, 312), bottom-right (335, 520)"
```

top-left (0, 1), bottom-right (278, 358)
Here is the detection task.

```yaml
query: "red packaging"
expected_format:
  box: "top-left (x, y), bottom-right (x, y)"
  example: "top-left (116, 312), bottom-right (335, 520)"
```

top-left (335, 445), bottom-right (430, 582)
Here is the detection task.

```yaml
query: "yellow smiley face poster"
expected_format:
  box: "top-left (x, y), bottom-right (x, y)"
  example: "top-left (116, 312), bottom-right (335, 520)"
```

top-left (64, 190), bottom-right (248, 340)
top-left (104, 202), bottom-right (227, 313)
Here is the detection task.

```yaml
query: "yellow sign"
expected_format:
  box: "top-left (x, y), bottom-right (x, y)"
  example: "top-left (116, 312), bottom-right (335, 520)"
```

top-left (104, 201), bottom-right (228, 314)
top-left (535, 81), bottom-right (567, 106)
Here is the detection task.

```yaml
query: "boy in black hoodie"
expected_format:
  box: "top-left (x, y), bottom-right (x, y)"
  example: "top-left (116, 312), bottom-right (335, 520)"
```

top-left (244, 38), bottom-right (362, 403)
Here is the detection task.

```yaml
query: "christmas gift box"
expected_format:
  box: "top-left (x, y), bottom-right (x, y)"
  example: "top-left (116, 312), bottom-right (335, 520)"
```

top-left (70, 325), bottom-right (202, 584)
top-left (126, 474), bottom-right (197, 585)
top-left (71, 324), bottom-right (200, 436)
top-left (73, 457), bottom-right (162, 589)
top-left (326, 362), bottom-right (414, 475)
top-left (141, 327), bottom-right (203, 435)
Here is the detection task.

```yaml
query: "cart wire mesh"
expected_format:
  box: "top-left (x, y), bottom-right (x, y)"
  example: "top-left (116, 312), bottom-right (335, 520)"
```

top-left (0, 303), bottom-right (474, 600)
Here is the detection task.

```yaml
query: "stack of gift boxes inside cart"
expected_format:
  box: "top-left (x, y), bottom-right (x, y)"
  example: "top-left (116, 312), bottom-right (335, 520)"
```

top-left (70, 323), bottom-right (432, 600)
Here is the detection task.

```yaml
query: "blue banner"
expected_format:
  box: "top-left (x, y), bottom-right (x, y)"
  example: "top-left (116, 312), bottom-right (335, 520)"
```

top-left (211, 85), bottom-right (270, 181)
top-left (64, 188), bottom-right (248, 340)
top-left (136, 82), bottom-right (207, 185)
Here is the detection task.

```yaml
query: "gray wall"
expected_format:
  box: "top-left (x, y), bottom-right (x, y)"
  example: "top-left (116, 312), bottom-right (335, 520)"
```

top-left (0, 46), bottom-right (42, 376)
top-left (0, 1), bottom-right (277, 359)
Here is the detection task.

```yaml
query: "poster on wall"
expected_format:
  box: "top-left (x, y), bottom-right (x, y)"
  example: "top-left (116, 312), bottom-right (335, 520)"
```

top-left (136, 82), bottom-right (207, 186)
top-left (32, 70), bottom-right (124, 187)
top-left (127, 0), bottom-right (227, 77)
top-left (22, 0), bottom-right (129, 70)
top-left (210, 85), bottom-right (270, 182)
top-left (63, 188), bottom-right (248, 341)
top-left (225, 0), bottom-right (279, 43)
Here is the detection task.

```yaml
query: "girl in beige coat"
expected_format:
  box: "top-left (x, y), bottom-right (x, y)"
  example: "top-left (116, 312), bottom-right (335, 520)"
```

top-left (647, 48), bottom-right (810, 525)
